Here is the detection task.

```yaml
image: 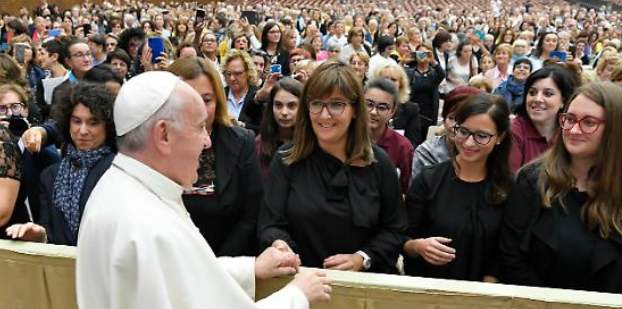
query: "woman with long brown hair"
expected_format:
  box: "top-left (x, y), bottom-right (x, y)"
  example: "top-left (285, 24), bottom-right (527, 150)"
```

top-left (168, 57), bottom-right (262, 256)
top-left (501, 81), bottom-right (622, 293)
top-left (258, 60), bottom-right (406, 274)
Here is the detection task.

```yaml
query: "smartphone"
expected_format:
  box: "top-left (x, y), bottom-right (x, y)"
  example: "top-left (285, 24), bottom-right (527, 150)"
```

top-left (48, 28), bottom-right (62, 37)
top-left (148, 37), bottom-right (165, 64)
top-left (83, 23), bottom-right (92, 34)
top-left (0, 43), bottom-right (9, 54)
top-left (14, 43), bottom-right (29, 64)
top-left (195, 8), bottom-right (206, 27)
top-left (550, 50), bottom-right (567, 62)
top-left (241, 10), bottom-right (259, 25)
top-left (415, 51), bottom-right (428, 60)
top-left (7, 117), bottom-right (30, 137)
top-left (475, 29), bottom-right (486, 41)
top-left (270, 64), bottom-right (282, 74)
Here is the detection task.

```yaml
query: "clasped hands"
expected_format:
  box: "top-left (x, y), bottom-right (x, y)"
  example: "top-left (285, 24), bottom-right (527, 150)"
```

top-left (255, 240), bottom-right (333, 304)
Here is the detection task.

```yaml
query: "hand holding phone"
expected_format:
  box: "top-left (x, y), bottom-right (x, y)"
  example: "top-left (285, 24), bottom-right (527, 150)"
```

top-left (270, 64), bottom-right (282, 75)
top-left (550, 50), bottom-right (567, 62)
top-left (148, 37), bottom-right (165, 64)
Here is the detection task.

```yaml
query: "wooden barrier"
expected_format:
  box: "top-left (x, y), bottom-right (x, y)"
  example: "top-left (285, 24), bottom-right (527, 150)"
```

top-left (1, 239), bottom-right (621, 309)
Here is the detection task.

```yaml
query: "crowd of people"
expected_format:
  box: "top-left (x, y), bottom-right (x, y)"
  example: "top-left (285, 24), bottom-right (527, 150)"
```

top-left (1, 0), bottom-right (622, 306)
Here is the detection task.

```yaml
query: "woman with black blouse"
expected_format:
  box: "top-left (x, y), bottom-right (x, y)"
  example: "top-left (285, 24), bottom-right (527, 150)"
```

top-left (403, 93), bottom-right (513, 282)
top-left (0, 124), bottom-right (21, 236)
top-left (258, 60), bottom-right (407, 274)
top-left (169, 57), bottom-right (262, 257)
top-left (408, 43), bottom-right (446, 141)
top-left (501, 82), bottom-right (622, 293)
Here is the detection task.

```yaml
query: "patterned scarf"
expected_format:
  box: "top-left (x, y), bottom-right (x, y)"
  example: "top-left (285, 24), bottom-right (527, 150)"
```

top-left (52, 144), bottom-right (112, 235)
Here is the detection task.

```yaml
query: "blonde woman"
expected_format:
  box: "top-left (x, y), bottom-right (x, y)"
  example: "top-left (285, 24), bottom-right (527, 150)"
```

top-left (220, 49), bottom-right (261, 131)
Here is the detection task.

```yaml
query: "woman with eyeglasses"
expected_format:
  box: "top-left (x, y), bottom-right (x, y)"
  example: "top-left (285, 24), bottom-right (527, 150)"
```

top-left (372, 62), bottom-right (422, 148)
top-left (501, 82), bottom-right (622, 293)
top-left (261, 21), bottom-right (290, 76)
top-left (258, 60), bottom-right (407, 274)
top-left (168, 57), bottom-right (262, 257)
top-left (365, 78), bottom-right (414, 195)
top-left (509, 65), bottom-right (578, 172)
top-left (403, 93), bottom-right (513, 282)
top-left (6, 83), bottom-right (115, 245)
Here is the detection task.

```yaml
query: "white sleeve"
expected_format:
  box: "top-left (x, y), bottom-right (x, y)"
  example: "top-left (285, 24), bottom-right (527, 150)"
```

top-left (218, 256), bottom-right (257, 299)
top-left (106, 226), bottom-right (258, 309)
top-left (256, 284), bottom-right (309, 309)
top-left (250, 34), bottom-right (261, 50)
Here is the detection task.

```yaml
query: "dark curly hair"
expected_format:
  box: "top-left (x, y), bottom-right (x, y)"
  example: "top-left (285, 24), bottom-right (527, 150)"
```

top-left (51, 82), bottom-right (117, 152)
top-left (117, 27), bottom-right (145, 57)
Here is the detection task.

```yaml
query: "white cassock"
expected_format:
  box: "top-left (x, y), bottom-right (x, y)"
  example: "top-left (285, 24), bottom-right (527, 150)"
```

top-left (76, 153), bottom-right (308, 309)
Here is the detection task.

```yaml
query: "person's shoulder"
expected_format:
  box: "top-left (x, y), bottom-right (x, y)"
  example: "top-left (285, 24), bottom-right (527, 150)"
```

top-left (386, 128), bottom-right (414, 152)
top-left (516, 160), bottom-right (542, 185)
top-left (221, 125), bottom-right (255, 142)
top-left (420, 159), bottom-right (452, 177)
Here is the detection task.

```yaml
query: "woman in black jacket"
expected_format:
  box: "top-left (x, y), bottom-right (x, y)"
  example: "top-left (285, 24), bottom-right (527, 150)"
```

top-left (6, 83), bottom-right (116, 245)
top-left (169, 57), bottom-right (262, 257)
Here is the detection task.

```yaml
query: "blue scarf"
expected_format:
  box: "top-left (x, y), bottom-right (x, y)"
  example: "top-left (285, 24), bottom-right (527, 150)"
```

top-left (52, 144), bottom-right (111, 235)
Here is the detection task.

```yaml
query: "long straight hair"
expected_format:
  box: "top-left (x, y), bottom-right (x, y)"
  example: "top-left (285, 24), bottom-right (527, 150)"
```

top-left (453, 94), bottom-right (512, 205)
top-left (284, 60), bottom-right (374, 165)
top-left (259, 77), bottom-right (303, 164)
top-left (539, 81), bottom-right (622, 238)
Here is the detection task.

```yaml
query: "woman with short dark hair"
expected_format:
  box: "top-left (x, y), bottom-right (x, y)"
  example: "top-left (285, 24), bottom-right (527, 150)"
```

top-left (509, 65), bottom-right (578, 172)
top-left (6, 83), bottom-right (116, 245)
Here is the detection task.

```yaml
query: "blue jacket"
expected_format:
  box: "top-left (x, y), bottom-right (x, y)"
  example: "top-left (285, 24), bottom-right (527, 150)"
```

top-left (493, 75), bottom-right (525, 112)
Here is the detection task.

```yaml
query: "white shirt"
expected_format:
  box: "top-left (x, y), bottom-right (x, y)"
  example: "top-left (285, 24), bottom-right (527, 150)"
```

top-left (77, 153), bottom-right (308, 309)
top-left (367, 54), bottom-right (397, 79)
top-left (227, 90), bottom-right (248, 120)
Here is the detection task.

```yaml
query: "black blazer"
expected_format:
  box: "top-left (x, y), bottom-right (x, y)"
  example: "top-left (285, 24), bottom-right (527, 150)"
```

top-left (183, 125), bottom-right (262, 256)
top-left (38, 153), bottom-right (115, 246)
top-left (224, 86), bottom-right (262, 133)
top-left (500, 163), bottom-right (622, 293)
top-left (392, 101), bottom-right (422, 147)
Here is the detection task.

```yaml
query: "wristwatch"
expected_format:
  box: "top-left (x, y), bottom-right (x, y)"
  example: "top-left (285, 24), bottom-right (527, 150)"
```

top-left (355, 250), bottom-right (372, 270)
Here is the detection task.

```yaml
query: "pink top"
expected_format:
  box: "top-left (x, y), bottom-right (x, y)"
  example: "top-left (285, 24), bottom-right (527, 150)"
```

top-left (484, 65), bottom-right (512, 89)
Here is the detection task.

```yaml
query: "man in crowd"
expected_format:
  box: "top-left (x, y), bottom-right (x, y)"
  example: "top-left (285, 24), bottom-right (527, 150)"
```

top-left (77, 71), bottom-right (332, 308)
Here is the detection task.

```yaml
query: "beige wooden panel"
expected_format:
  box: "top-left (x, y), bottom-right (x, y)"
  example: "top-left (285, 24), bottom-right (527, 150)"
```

top-left (1, 239), bottom-right (621, 309)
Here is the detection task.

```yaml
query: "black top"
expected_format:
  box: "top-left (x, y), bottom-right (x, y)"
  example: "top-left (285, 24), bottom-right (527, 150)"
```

top-left (392, 101), bottom-right (422, 147)
top-left (404, 161), bottom-right (505, 281)
top-left (0, 126), bottom-right (22, 239)
top-left (16, 145), bottom-right (61, 224)
top-left (258, 145), bottom-right (407, 274)
top-left (406, 64), bottom-right (445, 127)
top-left (500, 163), bottom-right (622, 293)
top-left (39, 153), bottom-right (114, 246)
top-left (555, 190), bottom-right (596, 290)
top-left (183, 125), bottom-right (261, 256)
top-left (224, 86), bottom-right (262, 133)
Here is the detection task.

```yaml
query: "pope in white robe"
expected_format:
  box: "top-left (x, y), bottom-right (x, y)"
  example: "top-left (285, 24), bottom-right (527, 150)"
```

top-left (76, 71), bottom-right (330, 309)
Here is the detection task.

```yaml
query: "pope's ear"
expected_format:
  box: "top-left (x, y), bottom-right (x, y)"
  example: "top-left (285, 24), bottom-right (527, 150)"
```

top-left (151, 119), bottom-right (174, 154)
